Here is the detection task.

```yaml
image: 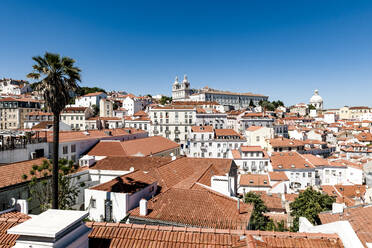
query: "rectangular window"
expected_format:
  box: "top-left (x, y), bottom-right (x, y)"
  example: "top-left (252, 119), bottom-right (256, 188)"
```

top-left (63, 146), bottom-right (68, 154)
top-left (90, 198), bottom-right (96, 208)
top-left (71, 144), bottom-right (76, 153)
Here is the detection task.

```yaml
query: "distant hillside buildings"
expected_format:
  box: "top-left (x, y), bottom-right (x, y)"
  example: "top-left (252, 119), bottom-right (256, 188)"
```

top-left (171, 75), bottom-right (268, 110)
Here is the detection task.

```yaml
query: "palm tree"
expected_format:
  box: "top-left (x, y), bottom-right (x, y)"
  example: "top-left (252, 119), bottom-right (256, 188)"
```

top-left (27, 52), bottom-right (81, 209)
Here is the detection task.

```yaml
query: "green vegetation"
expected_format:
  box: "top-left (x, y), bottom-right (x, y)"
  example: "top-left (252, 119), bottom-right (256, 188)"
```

top-left (259, 100), bottom-right (284, 111)
top-left (160, 96), bottom-right (172, 105)
top-left (23, 159), bottom-right (83, 212)
top-left (308, 104), bottom-right (316, 110)
top-left (27, 52), bottom-right (81, 209)
top-left (76, 86), bottom-right (106, 96)
top-left (290, 187), bottom-right (335, 231)
top-left (244, 192), bottom-right (288, 231)
top-left (91, 104), bottom-right (99, 116)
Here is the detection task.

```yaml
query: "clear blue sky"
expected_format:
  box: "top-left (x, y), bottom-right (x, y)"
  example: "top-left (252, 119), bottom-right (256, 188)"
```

top-left (1, 0), bottom-right (372, 108)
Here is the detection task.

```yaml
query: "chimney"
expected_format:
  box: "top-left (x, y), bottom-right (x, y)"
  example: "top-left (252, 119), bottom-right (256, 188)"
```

top-left (171, 153), bottom-right (176, 161)
top-left (15, 199), bottom-right (28, 214)
top-left (237, 199), bottom-right (240, 214)
top-left (332, 203), bottom-right (345, 214)
top-left (140, 199), bottom-right (148, 216)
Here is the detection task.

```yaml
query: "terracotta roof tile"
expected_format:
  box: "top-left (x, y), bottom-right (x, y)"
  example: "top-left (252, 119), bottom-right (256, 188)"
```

top-left (191, 125), bottom-right (214, 133)
top-left (90, 170), bottom-right (157, 193)
top-left (0, 158), bottom-right (47, 189)
top-left (87, 136), bottom-right (179, 157)
top-left (90, 156), bottom-right (172, 171)
top-left (0, 211), bottom-right (30, 248)
top-left (239, 174), bottom-right (270, 187)
top-left (269, 138), bottom-right (304, 148)
top-left (129, 187), bottom-right (253, 230)
top-left (319, 204), bottom-right (372, 247)
top-left (268, 172), bottom-right (289, 181)
top-left (88, 222), bottom-right (343, 248)
top-left (270, 152), bottom-right (314, 170)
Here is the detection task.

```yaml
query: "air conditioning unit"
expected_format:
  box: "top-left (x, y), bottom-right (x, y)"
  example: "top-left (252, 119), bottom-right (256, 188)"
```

top-left (30, 152), bottom-right (36, 159)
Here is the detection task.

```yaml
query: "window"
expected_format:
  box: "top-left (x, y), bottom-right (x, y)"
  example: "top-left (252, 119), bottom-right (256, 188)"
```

top-left (256, 136), bottom-right (260, 142)
top-left (90, 198), bottom-right (96, 208)
top-left (63, 146), bottom-right (68, 154)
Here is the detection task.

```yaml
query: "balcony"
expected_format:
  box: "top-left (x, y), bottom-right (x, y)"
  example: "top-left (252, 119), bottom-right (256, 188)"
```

top-left (165, 130), bottom-right (171, 134)
top-left (175, 130), bottom-right (180, 134)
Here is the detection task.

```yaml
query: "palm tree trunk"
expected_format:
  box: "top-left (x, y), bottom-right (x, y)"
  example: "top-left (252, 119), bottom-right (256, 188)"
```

top-left (52, 114), bottom-right (60, 209)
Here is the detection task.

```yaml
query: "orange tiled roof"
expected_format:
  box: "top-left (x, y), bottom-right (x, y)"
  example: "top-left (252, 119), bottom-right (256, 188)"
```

top-left (239, 174), bottom-right (270, 187)
top-left (269, 138), bottom-right (304, 148)
top-left (44, 128), bottom-right (146, 143)
top-left (254, 192), bottom-right (285, 212)
top-left (240, 146), bottom-right (265, 152)
top-left (83, 91), bottom-right (105, 97)
top-left (0, 211), bottom-right (30, 248)
top-left (87, 136), bottom-right (179, 157)
top-left (87, 222), bottom-right (343, 248)
top-left (90, 156), bottom-right (172, 171)
top-left (133, 110), bottom-right (147, 117)
top-left (129, 187), bottom-right (253, 230)
top-left (191, 125), bottom-right (214, 133)
top-left (27, 111), bottom-right (53, 116)
top-left (355, 132), bottom-right (372, 142)
top-left (321, 185), bottom-right (366, 207)
top-left (246, 126), bottom-right (263, 131)
top-left (154, 157), bottom-right (234, 191)
top-left (0, 158), bottom-right (47, 189)
top-left (270, 152), bottom-right (314, 170)
top-left (319, 205), bottom-right (372, 246)
top-left (63, 107), bottom-right (87, 113)
top-left (90, 170), bottom-right (157, 194)
top-left (31, 121), bottom-right (53, 130)
top-left (268, 171), bottom-right (289, 181)
top-left (215, 129), bottom-right (242, 138)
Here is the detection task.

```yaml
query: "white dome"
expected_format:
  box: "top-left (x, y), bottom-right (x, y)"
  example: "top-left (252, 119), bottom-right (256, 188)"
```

top-left (310, 89), bottom-right (323, 104)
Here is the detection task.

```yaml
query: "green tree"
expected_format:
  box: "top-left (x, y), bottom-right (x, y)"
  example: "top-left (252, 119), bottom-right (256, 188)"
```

top-left (27, 52), bottom-right (81, 209)
top-left (272, 100), bottom-right (284, 109)
top-left (244, 192), bottom-right (289, 231)
top-left (308, 104), bottom-right (316, 110)
top-left (290, 187), bottom-right (335, 231)
top-left (259, 100), bottom-right (275, 111)
top-left (113, 102), bottom-right (119, 110)
top-left (244, 192), bottom-right (270, 230)
top-left (160, 96), bottom-right (172, 105)
top-left (22, 159), bottom-right (83, 212)
top-left (76, 86), bottom-right (106, 96)
top-left (91, 104), bottom-right (99, 116)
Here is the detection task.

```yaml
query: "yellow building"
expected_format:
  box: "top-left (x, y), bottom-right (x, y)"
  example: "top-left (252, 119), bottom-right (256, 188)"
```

top-left (0, 97), bottom-right (41, 130)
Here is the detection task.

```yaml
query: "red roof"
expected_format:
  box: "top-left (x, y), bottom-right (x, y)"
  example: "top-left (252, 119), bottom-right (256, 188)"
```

top-left (83, 91), bottom-right (105, 97)
top-left (191, 125), bottom-right (214, 133)
top-left (129, 186), bottom-right (253, 230)
top-left (87, 136), bottom-right (179, 157)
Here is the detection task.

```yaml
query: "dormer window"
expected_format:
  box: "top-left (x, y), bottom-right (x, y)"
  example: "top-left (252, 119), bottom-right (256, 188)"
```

top-left (263, 180), bottom-right (267, 184)
top-left (278, 165), bottom-right (283, 169)
top-left (291, 164), bottom-right (295, 168)
top-left (249, 180), bottom-right (254, 184)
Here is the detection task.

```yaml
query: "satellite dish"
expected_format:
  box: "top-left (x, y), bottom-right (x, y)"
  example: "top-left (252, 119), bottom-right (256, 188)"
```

top-left (9, 197), bottom-right (16, 207)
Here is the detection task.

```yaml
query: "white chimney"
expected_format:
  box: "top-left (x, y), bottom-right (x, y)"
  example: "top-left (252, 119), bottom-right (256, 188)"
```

top-left (140, 198), bottom-right (148, 216)
top-left (15, 199), bottom-right (28, 214)
top-left (332, 203), bottom-right (345, 214)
